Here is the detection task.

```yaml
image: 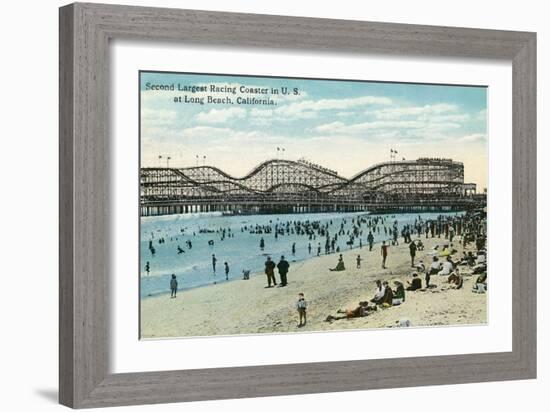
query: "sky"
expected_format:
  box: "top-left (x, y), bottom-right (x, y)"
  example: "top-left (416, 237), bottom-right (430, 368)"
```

top-left (140, 71), bottom-right (488, 189)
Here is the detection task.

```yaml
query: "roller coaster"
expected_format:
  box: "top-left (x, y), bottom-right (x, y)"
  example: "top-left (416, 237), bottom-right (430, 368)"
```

top-left (140, 158), bottom-right (484, 216)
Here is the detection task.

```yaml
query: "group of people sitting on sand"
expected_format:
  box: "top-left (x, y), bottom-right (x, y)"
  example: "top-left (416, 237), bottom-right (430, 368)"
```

top-left (325, 239), bottom-right (489, 323)
top-left (410, 255), bottom-right (466, 290)
top-left (325, 279), bottom-right (406, 322)
top-left (371, 279), bottom-right (406, 307)
top-left (407, 238), bottom-right (488, 292)
top-left (323, 210), bottom-right (489, 324)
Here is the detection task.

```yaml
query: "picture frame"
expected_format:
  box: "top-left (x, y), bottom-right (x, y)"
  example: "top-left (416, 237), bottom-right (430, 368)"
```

top-left (59, 2), bottom-right (536, 408)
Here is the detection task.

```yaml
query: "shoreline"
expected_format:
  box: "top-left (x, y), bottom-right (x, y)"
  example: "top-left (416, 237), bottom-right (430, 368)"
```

top-left (141, 238), bottom-right (388, 298)
top-left (139, 210), bottom-right (467, 297)
top-left (141, 234), bottom-right (487, 338)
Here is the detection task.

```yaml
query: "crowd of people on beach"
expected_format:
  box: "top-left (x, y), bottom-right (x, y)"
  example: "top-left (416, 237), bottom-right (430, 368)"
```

top-left (323, 210), bottom-right (488, 326)
top-left (147, 213), bottom-right (396, 293)
top-left (152, 209), bottom-right (488, 332)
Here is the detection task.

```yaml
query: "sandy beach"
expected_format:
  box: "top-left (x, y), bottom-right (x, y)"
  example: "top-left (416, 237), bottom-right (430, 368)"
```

top-left (141, 235), bottom-right (486, 338)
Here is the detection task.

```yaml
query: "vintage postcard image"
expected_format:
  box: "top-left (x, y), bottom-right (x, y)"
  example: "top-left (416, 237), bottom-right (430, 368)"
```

top-left (139, 71), bottom-right (488, 339)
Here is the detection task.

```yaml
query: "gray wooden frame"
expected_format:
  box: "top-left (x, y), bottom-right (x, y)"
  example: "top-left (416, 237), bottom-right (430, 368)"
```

top-left (59, 2), bottom-right (536, 408)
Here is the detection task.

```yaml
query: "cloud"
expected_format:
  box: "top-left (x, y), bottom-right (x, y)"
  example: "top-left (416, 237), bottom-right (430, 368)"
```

top-left (141, 90), bottom-right (175, 107)
top-left (313, 120), bottom-right (426, 134)
top-left (141, 108), bottom-right (177, 127)
top-left (276, 95), bottom-right (392, 120)
top-left (427, 113), bottom-right (470, 123)
top-left (457, 133), bottom-right (486, 142)
top-left (310, 115), bottom-right (469, 144)
top-left (249, 108), bottom-right (273, 118)
top-left (182, 126), bottom-right (262, 140)
top-left (195, 107), bottom-right (247, 124)
top-left (476, 109), bottom-right (487, 122)
top-left (374, 103), bottom-right (458, 120)
top-left (304, 101), bottom-right (480, 141)
top-left (142, 125), bottom-right (269, 146)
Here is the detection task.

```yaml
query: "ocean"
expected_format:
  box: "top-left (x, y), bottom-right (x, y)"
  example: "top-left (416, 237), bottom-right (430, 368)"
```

top-left (139, 211), bottom-right (463, 298)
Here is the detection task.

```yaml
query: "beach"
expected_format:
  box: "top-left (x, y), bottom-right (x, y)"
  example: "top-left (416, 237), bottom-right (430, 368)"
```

top-left (141, 234), bottom-right (487, 338)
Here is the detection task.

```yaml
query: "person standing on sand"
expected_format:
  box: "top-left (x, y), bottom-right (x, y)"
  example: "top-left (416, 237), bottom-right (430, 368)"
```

top-left (381, 241), bottom-right (389, 269)
top-left (212, 254), bottom-right (217, 274)
top-left (308, 242), bottom-right (312, 254)
top-left (277, 255), bottom-right (290, 287)
top-left (296, 293), bottom-right (307, 327)
top-left (224, 262), bottom-right (230, 280)
top-left (409, 240), bottom-right (417, 267)
top-left (367, 231), bottom-right (374, 251)
top-left (449, 226), bottom-right (455, 242)
top-left (170, 274), bottom-right (178, 298)
top-left (260, 237), bottom-right (265, 251)
top-left (356, 255), bottom-right (362, 269)
top-left (264, 256), bottom-right (277, 287)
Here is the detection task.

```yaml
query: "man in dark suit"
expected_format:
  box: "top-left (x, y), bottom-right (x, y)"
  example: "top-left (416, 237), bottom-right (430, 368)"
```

top-left (264, 256), bottom-right (277, 287)
top-left (277, 255), bottom-right (290, 287)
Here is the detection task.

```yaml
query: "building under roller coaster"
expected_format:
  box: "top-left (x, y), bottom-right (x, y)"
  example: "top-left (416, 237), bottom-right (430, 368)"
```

top-left (140, 158), bottom-right (485, 216)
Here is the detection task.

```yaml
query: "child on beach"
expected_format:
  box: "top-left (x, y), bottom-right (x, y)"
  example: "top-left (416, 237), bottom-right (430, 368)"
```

top-left (170, 274), bottom-right (178, 298)
top-left (296, 293), bottom-right (307, 327)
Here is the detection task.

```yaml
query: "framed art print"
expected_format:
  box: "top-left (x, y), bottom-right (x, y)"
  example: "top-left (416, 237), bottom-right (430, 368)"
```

top-left (138, 70), bottom-right (489, 339)
top-left (59, 3), bottom-right (536, 408)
